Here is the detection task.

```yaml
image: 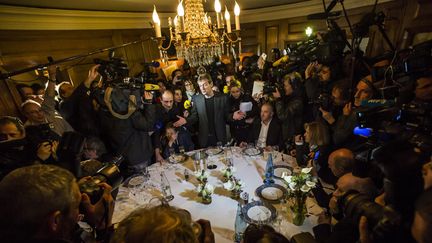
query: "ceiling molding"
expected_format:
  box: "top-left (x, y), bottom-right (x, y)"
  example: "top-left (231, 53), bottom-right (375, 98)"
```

top-left (0, 0), bottom-right (395, 30)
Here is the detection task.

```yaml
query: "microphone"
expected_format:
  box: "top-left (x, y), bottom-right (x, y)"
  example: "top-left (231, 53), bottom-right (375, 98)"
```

top-left (325, 0), bottom-right (339, 13)
top-left (142, 61), bottom-right (160, 68)
top-left (307, 11), bottom-right (341, 20)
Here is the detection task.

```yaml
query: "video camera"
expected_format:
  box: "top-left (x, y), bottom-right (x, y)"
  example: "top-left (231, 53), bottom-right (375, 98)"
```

top-left (338, 191), bottom-right (401, 242)
top-left (79, 156), bottom-right (124, 204)
top-left (286, 29), bottom-right (346, 70)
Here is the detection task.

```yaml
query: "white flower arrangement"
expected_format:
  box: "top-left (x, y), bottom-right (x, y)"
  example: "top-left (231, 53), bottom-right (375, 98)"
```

top-left (197, 183), bottom-right (214, 196)
top-left (194, 170), bottom-right (209, 182)
top-left (282, 167), bottom-right (316, 194)
top-left (221, 166), bottom-right (236, 178)
top-left (223, 178), bottom-right (243, 191)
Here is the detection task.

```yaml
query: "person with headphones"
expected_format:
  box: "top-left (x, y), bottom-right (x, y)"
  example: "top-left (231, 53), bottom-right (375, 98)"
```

top-left (273, 72), bottom-right (305, 148)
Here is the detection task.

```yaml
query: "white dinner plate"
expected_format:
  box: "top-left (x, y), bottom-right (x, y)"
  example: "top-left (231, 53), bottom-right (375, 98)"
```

top-left (242, 201), bottom-right (277, 224)
top-left (273, 165), bottom-right (292, 179)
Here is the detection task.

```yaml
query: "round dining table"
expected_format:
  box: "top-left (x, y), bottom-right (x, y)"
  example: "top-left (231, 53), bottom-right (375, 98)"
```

top-left (112, 147), bottom-right (324, 242)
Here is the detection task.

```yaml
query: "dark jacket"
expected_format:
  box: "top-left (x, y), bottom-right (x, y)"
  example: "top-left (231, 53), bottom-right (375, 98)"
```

top-left (187, 93), bottom-right (233, 148)
top-left (161, 128), bottom-right (195, 158)
top-left (151, 104), bottom-right (182, 150)
top-left (60, 83), bottom-right (100, 136)
top-left (99, 103), bottom-right (156, 171)
top-left (275, 95), bottom-right (304, 142)
top-left (228, 93), bottom-right (259, 144)
top-left (249, 118), bottom-right (283, 149)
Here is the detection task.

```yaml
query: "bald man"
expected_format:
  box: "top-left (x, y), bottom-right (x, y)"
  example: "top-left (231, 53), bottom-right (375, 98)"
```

top-left (328, 148), bottom-right (354, 178)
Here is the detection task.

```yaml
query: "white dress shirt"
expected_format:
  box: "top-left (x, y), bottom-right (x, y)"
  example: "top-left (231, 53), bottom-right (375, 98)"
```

top-left (257, 118), bottom-right (272, 147)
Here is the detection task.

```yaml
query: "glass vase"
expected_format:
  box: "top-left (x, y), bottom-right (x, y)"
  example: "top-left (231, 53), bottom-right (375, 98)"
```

top-left (291, 195), bottom-right (307, 226)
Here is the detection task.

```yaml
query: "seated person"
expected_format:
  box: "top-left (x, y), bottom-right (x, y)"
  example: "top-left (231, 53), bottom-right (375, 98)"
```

top-left (0, 164), bottom-right (114, 243)
top-left (161, 123), bottom-right (194, 159)
top-left (243, 224), bottom-right (290, 243)
top-left (111, 204), bottom-right (214, 243)
top-left (313, 148), bottom-right (355, 208)
top-left (241, 103), bottom-right (283, 150)
top-left (297, 122), bottom-right (335, 184)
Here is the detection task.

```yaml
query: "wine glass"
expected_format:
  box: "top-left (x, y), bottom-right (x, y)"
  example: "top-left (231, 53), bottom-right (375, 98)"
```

top-left (179, 145), bottom-right (186, 154)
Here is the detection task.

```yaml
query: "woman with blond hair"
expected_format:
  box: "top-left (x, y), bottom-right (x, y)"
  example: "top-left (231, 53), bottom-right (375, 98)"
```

top-left (298, 121), bottom-right (336, 184)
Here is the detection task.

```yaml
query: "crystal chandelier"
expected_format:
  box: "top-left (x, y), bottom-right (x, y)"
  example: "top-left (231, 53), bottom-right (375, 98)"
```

top-left (152, 0), bottom-right (241, 68)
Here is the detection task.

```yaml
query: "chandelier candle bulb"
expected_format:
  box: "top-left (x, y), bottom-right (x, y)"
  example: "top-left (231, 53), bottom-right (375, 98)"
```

top-left (177, 1), bottom-right (185, 32)
top-left (215, 0), bottom-right (222, 28)
top-left (225, 8), bottom-right (231, 33)
top-left (152, 6), bottom-right (162, 38)
top-left (234, 1), bottom-right (240, 30)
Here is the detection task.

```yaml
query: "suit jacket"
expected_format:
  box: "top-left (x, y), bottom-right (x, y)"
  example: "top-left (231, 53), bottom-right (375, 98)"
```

top-left (187, 93), bottom-right (232, 148)
top-left (250, 118), bottom-right (283, 149)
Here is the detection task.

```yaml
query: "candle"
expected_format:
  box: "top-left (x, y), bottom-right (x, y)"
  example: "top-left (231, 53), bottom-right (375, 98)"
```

top-left (177, 1), bottom-right (185, 33)
top-left (234, 1), bottom-right (240, 30)
top-left (225, 8), bottom-right (231, 33)
top-left (152, 6), bottom-right (161, 38)
top-left (215, 0), bottom-right (222, 28)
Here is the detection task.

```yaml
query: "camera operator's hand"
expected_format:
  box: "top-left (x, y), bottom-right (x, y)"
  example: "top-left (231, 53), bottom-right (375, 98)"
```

top-left (143, 91), bottom-right (153, 103)
top-left (305, 61), bottom-right (318, 80)
top-left (196, 219), bottom-right (215, 243)
top-left (359, 216), bottom-right (372, 243)
top-left (319, 107), bottom-right (336, 124)
top-left (84, 65), bottom-right (100, 88)
top-left (272, 88), bottom-right (282, 99)
top-left (343, 102), bottom-right (352, 116)
top-left (252, 92), bottom-right (263, 102)
top-left (36, 141), bottom-right (58, 161)
top-left (174, 115), bottom-right (187, 127)
top-left (233, 110), bottom-right (246, 121)
top-left (81, 182), bottom-right (114, 230)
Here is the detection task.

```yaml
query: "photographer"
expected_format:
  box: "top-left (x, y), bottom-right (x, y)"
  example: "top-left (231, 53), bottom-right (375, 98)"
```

top-left (96, 87), bottom-right (156, 176)
top-left (313, 172), bottom-right (378, 243)
top-left (331, 76), bottom-right (375, 147)
top-left (0, 116), bottom-right (59, 180)
top-left (59, 64), bottom-right (102, 136)
top-left (0, 164), bottom-right (114, 243)
top-left (304, 61), bottom-right (338, 121)
top-left (317, 82), bottom-right (351, 146)
top-left (273, 72), bottom-right (304, 147)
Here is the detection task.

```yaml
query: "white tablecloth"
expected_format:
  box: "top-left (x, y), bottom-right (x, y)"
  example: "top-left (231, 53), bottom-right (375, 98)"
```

top-left (112, 147), bottom-right (323, 242)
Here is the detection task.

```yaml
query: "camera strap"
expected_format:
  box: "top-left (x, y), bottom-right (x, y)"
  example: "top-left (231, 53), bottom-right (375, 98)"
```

top-left (103, 87), bottom-right (137, 119)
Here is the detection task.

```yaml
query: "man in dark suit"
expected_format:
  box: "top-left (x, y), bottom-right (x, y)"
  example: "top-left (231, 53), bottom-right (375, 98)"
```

top-left (249, 103), bottom-right (283, 150)
top-left (174, 74), bottom-right (245, 148)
